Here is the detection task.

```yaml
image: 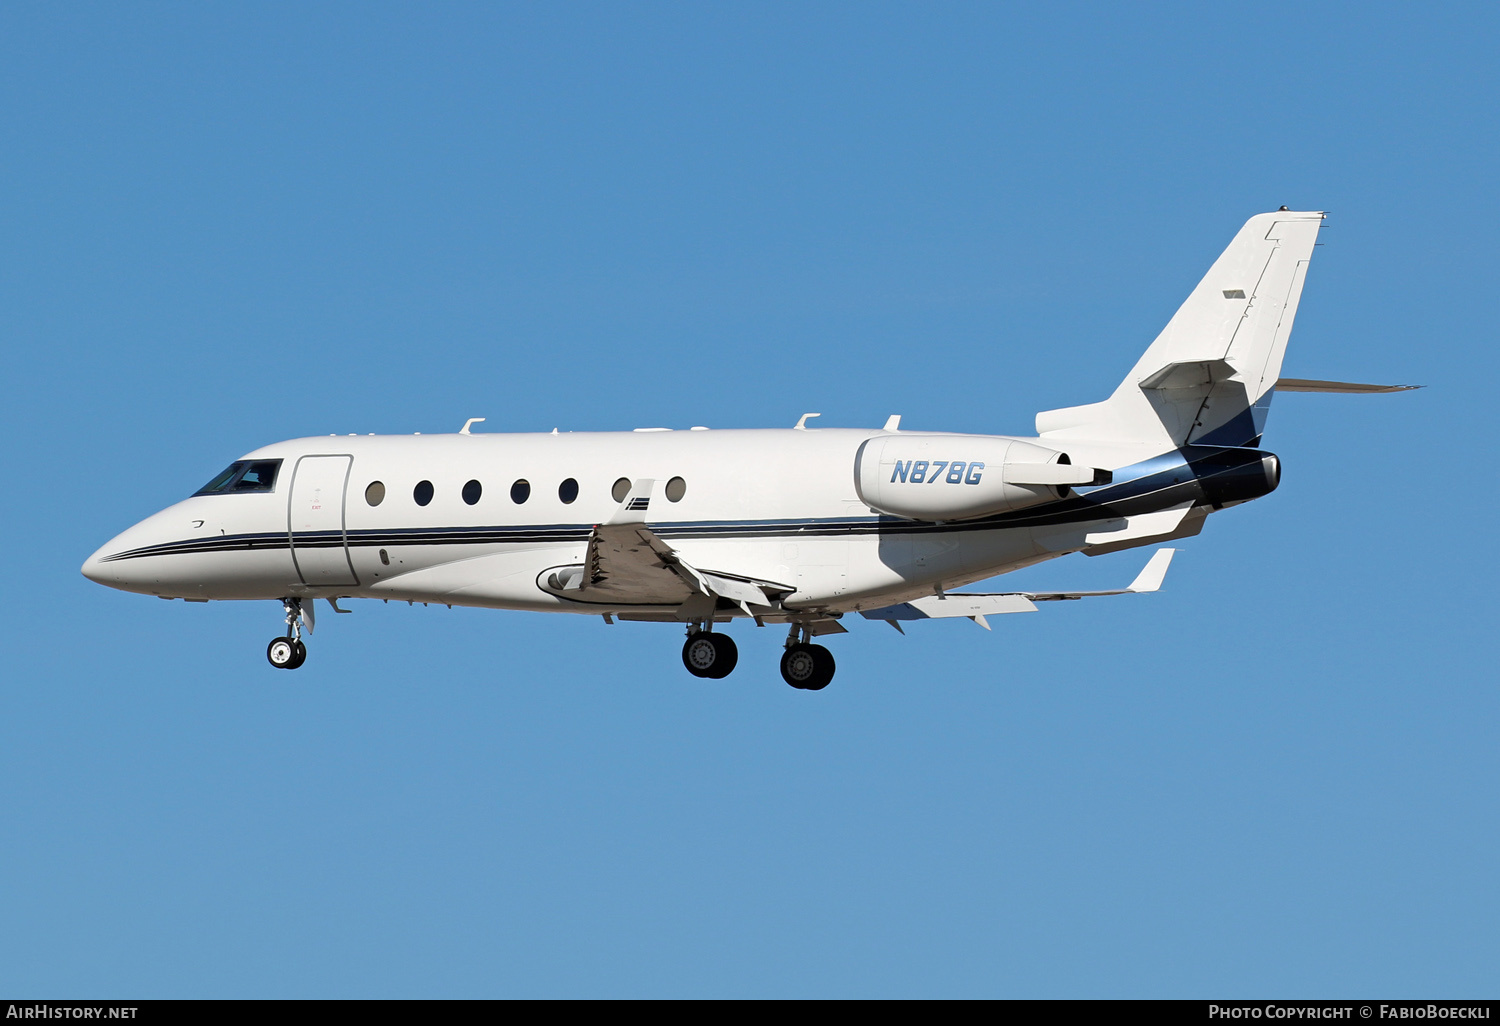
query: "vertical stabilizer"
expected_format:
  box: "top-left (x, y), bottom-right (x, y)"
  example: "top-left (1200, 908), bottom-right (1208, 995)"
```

top-left (1036, 210), bottom-right (1325, 448)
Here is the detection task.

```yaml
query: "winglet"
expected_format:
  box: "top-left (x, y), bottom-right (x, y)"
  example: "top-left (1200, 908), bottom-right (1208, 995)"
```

top-left (1127, 548), bottom-right (1176, 593)
top-left (605, 479), bottom-right (656, 525)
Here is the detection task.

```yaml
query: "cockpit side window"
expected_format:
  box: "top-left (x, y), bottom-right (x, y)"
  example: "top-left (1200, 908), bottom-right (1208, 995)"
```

top-left (232, 460), bottom-right (281, 491)
top-left (193, 459), bottom-right (283, 496)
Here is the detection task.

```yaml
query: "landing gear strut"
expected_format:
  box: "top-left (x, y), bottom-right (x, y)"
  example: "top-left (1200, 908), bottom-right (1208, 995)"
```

top-left (681, 624), bottom-right (738, 679)
top-left (781, 624), bottom-right (835, 690)
top-left (267, 598), bottom-right (308, 670)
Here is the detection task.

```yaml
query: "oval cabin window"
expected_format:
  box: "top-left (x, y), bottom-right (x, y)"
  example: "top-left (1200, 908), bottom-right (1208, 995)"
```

top-left (558, 478), bottom-right (579, 504)
top-left (511, 479), bottom-right (530, 504)
top-left (414, 480), bottom-right (434, 507)
top-left (365, 481), bottom-right (385, 506)
top-left (612, 477), bottom-right (631, 503)
top-left (462, 480), bottom-right (483, 505)
top-left (666, 476), bottom-right (687, 502)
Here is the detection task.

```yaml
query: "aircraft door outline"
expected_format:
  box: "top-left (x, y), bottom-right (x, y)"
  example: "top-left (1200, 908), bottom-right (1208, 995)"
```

top-left (287, 454), bottom-right (359, 587)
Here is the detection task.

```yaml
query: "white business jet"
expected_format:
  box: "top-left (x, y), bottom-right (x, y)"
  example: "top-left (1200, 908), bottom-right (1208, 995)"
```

top-left (83, 209), bottom-right (1414, 689)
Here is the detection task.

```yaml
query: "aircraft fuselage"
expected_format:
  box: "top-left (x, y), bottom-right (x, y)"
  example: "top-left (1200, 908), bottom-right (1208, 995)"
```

top-left (83, 426), bottom-right (1274, 620)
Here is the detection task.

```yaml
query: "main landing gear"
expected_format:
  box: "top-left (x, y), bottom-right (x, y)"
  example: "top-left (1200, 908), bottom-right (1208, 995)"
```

top-left (781, 624), bottom-right (835, 691)
top-left (681, 627), bottom-right (738, 679)
top-left (679, 622), bottom-right (837, 690)
top-left (267, 598), bottom-right (308, 670)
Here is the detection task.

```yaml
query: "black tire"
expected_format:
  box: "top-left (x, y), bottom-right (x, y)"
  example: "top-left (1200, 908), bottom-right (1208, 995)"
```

top-left (682, 632), bottom-right (737, 679)
top-left (704, 633), bottom-right (737, 679)
top-left (267, 637), bottom-right (298, 669)
top-left (288, 639), bottom-right (307, 670)
top-left (781, 643), bottom-right (835, 690)
top-left (803, 644), bottom-right (835, 690)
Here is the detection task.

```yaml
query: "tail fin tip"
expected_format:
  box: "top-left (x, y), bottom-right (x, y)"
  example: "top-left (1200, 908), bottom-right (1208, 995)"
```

top-left (1037, 210), bottom-right (1326, 447)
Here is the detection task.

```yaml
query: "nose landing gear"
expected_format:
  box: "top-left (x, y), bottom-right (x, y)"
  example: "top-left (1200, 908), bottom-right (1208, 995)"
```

top-left (267, 598), bottom-right (309, 670)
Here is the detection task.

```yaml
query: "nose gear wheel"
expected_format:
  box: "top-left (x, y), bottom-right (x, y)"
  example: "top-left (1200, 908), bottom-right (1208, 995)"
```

top-left (267, 637), bottom-right (306, 669)
top-left (267, 598), bottom-right (310, 669)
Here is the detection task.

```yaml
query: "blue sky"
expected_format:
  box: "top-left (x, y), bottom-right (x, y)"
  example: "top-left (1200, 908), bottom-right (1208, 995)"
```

top-left (3, 1), bottom-right (1496, 997)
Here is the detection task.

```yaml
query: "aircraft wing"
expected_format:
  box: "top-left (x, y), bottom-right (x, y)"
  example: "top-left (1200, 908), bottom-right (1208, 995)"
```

top-left (571, 480), bottom-right (778, 616)
top-left (861, 548), bottom-right (1176, 630)
top-left (1023, 546), bottom-right (1175, 599)
top-left (581, 520), bottom-right (697, 606)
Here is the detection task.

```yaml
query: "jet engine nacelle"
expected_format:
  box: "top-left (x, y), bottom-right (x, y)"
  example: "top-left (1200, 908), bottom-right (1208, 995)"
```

top-left (854, 435), bottom-right (1108, 521)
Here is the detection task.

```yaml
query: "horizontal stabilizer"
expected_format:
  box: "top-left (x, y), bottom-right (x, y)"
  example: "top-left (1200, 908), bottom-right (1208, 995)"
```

top-left (860, 548), bottom-right (1177, 625)
top-left (1275, 378), bottom-right (1422, 393)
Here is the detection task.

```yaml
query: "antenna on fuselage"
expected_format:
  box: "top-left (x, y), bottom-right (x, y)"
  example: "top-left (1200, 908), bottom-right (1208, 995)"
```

top-left (459, 417), bottom-right (486, 435)
top-left (794, 412), bottom-right (821, 430)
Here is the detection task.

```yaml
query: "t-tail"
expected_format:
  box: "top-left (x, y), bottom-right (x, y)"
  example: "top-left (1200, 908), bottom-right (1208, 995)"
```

top-left (1036, 209), bottom-right (1326, 449)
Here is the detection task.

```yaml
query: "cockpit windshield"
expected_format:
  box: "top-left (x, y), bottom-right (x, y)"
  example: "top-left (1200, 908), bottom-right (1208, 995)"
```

top-left (193, 459), bottom-right (282, 496)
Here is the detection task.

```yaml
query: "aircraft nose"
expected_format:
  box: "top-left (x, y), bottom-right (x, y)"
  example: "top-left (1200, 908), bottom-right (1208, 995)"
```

top-left (81, 531), bottom-right (143, 591)
top-left (80, 546), bottom-right (108, 584)
top-left (81, 513), bottom-right (175, 594)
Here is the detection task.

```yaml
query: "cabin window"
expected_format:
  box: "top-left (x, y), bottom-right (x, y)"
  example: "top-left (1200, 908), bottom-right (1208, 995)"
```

top-left (612, 477), bottom-right (631, 503)
top-left (666, 476), bottom-right (687, 502)
top-left (193, 459), bottom-right (282, 496)
top-left (462, 479), bottom-right (483, 505)
top-left (414, 480), bottom-right (434, 506)
top-left (558, 478), bottom-right (579, 504)
top-left (511, 479), bottom-right (530, 504)
top-left (365, 481), bottom-right (385, 506)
